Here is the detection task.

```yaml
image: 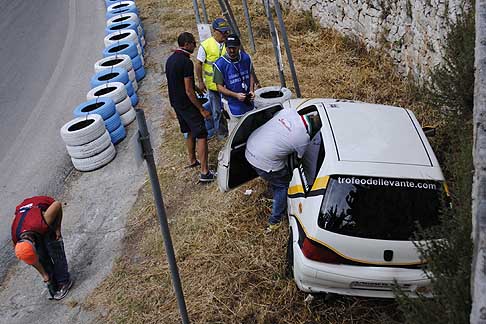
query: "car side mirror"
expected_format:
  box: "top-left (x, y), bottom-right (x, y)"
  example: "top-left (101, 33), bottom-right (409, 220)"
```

top-left (422, 126), bottom-right (436, 137)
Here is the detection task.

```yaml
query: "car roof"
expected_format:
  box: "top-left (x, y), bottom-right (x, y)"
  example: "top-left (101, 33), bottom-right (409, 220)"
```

top-left (322, 101), bottom-right (433, 167)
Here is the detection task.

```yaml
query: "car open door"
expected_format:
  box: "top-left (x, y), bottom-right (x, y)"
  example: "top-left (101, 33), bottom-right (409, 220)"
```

top-left (217, 104), bottom-right (284, 192)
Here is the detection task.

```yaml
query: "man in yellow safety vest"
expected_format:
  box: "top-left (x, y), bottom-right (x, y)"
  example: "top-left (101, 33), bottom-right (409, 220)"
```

top-left (196, 18), bottom-right (230, 139)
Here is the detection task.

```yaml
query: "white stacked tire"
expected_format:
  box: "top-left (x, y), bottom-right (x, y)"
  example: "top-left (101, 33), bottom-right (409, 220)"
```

top-left (254, 86), bottom-right (292, 109)
top-left (60, 114), bottom-right (116, 172)
top-left (94, 54), bottom-right (138, 92)
top-left (106, 1), bottom-right (139, 19)
top-left (73, 97), bottom-right (127, 145)
top-left (87, 82), bottom-right (135, 135)
top-left (106, 12), bottom-right (144, 40)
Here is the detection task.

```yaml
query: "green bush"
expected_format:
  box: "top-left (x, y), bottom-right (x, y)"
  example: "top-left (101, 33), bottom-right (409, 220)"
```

top-left (396, 117), bottom-right (473, 324)
top-left (424, 9), bottom-right (475, 115)
top-left (395, 7), bottom-right (475, 324)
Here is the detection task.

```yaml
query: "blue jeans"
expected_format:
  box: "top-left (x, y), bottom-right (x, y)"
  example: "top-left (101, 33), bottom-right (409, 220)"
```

top-left (208, 90), bottom-right (227, 136)
top-left (253, 166), bottom-right (290, 224)
top-left (36, 233), bottom-right (70, 287)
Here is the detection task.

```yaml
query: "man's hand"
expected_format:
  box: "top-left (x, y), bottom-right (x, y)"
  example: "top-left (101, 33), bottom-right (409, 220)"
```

top-left (55, 229), bottom-right (62, 241)
top-left (235, 92), bottom-right (247, 102)
top-left (200, 109), bottom-right (211, 119)
top-left (249, 91), bottom-right (255, 101)
top-left (198, 81), bottom-right (207, 93)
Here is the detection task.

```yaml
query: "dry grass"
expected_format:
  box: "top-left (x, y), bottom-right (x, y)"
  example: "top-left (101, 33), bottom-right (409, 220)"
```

top-left (86, 0), bottom-right (444, 323)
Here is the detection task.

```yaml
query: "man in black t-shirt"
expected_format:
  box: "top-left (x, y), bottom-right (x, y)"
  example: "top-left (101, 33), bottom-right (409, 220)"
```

top-left (165, 32), bottom-right (216, 182)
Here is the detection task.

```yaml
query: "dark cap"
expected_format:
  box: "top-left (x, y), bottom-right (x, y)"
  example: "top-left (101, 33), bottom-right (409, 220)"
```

top-left (212, 18), bottom-right (230, 32)
top-left (225, 34), bottom-right (240, 48)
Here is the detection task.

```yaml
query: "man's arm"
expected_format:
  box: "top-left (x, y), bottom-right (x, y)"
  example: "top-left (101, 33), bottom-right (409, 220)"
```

top-left (184, 76), bottom-right (210, 119)
top-left (195, 46), bottom-right (206, 92)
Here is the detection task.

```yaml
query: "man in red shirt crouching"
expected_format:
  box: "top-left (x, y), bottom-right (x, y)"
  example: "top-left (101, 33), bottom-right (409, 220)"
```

top-left (11, 196), bottom-right (73, 300)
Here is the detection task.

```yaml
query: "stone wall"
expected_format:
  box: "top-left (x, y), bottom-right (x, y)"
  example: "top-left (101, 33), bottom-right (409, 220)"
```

top-left (285, 0), bottom-right (469, 80)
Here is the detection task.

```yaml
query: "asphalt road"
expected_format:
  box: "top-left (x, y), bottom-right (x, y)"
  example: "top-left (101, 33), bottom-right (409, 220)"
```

top-left (0, 0), bottom-right (105, 280)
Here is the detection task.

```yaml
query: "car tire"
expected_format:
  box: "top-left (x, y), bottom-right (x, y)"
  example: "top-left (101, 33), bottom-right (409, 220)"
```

top-left (60, 114), bottom-right (106, 146)
top-left (135, 66), bottom-right (145, 81)
top-left (106, 12), bottom-right (140, 27)
top-left (104, 112), bottom-right (122, 132)
top-left (131, 54), bottom-right (143, 70)
top-left (120, 107), bottom-right (136, 126)
top-left (104, 30), bottom-right (140, 51)
top-left (131, 73), bottom-right (138, 91)
top-left (103, 41), bottom-right (138, 59)
top-left (65, 130), bottom-right (112, 159)
top-left (110, 123), bottom-right (127, 144)
top-left (87, 82), bottom-right (127, 104)
top-left (94, 54), bottom-right (132, 74)
top-left (105, 20), bottom-right (138, 35)
top-left (71, 142), bottom-right (116, 172)
top-left (286, 227), bottom-right (294, 278)
top-left (90, 67), bottom-right (129, 89)
top-left (254, 86), bottom-right (292, 109)
top-left (115, 95), bottom-right (132, 115)
top-left (73, 98), bottom-right (116, 120)
top-left (126, 80), bottom-right (134, 97)
top-left (130, 92), bottom-right (138, 107)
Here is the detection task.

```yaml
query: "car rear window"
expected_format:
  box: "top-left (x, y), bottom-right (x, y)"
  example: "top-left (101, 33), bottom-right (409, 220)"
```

top-left (317, 175), bottom-right (445, 240)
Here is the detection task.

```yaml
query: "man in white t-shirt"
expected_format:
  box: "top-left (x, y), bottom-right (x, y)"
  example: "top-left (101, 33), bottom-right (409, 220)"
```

top-left (245, 108), bottom-right (321, 232)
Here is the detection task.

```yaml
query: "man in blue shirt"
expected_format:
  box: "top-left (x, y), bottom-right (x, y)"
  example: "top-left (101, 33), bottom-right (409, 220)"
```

top-left (213, 34), bottom-right (255, 133)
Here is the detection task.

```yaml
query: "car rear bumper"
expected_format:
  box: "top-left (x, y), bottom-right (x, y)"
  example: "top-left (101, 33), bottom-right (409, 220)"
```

top-left (292, 243), bottom-right (432, 298)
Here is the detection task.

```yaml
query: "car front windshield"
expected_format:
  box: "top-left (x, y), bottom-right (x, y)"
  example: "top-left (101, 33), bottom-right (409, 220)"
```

top-left (317, 175), bottom-right (445, 240)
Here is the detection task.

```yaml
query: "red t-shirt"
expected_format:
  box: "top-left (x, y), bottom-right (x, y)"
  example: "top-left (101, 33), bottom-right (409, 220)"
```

top-left (11, 196), bottom-right (55, 244)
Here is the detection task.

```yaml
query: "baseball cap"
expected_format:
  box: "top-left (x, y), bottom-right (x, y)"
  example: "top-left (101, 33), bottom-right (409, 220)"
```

top-left (225, 34), bottom-right (241, 48)
top-left (212, 18), bottom-right (230, 32)
top-left (15, 240), bottom-right (38, 265)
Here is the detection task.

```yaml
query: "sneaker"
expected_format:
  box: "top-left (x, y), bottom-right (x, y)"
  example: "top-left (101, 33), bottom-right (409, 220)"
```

top-left (199, 170), bottom-right (216, 182)
top-left (53, 279), bottom-right (74, 300)
top-left (264, 222), bottom-right (282, 234)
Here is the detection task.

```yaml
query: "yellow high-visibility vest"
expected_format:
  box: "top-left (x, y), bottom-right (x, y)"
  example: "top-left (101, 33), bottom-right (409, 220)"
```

top-left (201, 37), bottom-right (226, 91)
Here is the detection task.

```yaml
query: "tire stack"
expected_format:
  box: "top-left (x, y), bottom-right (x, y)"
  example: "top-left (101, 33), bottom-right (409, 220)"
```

top-left (60, 114), bottom-right (116, 172)
top-left (104, 1), bottom-right (146, 82)
top-left (90, 67), bottom-right (138, 108)
top-left (86, 82), bottom-right (135, 144)
top-left (106, 12), bottom-right (145, 53)
top-left (73, 97), bottom-right (126, 145)
top-left (102, 41), bottom-right (144, 83)
top-left (94, 54), bottom-right (138, 92)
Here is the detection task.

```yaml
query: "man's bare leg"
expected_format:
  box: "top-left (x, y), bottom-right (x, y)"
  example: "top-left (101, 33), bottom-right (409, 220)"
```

top-left (185, 132), bottom-right (197, 165)
top-left (197, 137), bottom-right (209, 174)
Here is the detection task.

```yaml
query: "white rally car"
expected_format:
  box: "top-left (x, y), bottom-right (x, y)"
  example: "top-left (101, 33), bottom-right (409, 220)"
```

top-left (217, 99), bottom-right (447, 298)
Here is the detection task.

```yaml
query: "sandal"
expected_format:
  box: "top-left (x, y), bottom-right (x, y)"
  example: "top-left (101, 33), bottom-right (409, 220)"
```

top-left (185, 160), bottom-right (201, 168)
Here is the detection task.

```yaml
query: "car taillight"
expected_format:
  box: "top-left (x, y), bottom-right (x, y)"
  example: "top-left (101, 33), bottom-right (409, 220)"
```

top-left (301, 238), bottom-right (342, 264)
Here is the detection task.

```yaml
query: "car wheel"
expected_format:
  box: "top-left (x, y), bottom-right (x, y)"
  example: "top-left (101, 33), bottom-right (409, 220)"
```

top-left (71, 143), bottom-right (116, 172)
top-left (286, 227), bottom-right (294, 278)
top-left (120, 107), bottom-right (136, 126)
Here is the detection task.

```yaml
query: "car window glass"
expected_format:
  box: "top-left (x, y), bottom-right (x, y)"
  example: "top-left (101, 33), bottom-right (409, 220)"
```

top-left (299, 131), bottom-right (325, 192)
top-left (231, 105), bottom-right (283, 149)
top-left (318, 175), bottom-right (445, 240)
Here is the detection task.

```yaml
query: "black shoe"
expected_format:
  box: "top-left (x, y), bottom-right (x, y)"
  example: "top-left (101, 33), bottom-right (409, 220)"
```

top-left (53, 279), bottom-right (73, 300)
top-left (199, 170), bottom-right (216, 182)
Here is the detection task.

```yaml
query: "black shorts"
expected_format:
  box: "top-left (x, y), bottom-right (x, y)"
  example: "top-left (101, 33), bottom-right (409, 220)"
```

top-left (174, 104), bottom-right (207, 139)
